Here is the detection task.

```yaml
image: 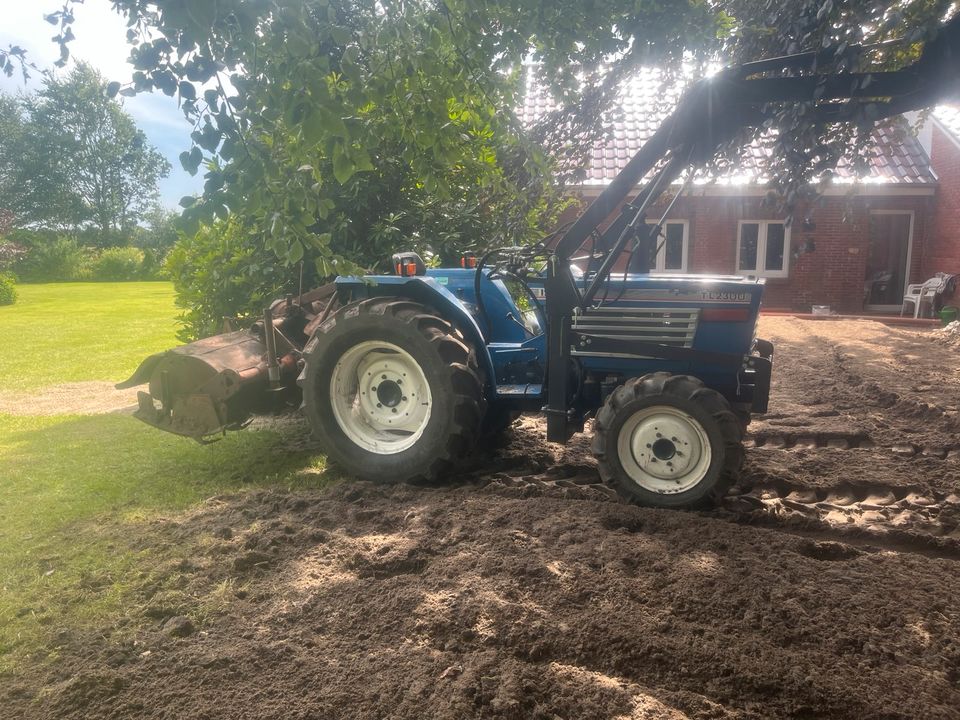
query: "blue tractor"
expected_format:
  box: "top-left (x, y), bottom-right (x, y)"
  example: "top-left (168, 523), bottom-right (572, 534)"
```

top-left (119, 19), bottom-right (960, 508)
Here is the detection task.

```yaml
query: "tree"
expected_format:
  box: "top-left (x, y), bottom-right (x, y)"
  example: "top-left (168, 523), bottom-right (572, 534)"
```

top-left (19, 1), bottom-right (957, 328)
top-left (130, 0), bottom-right (586, 331)
top-left (67, 1), bottom-right (951, 230)
top-left (0, 208), bottom-right (26, 273)
top-left (0, 63), bottom-right (171, 244)
top-left (0, 95), bottom-right (25, 224)
top-left (134, 206), bottom-right (181, 253)
top-left (0, 209), bottom-right (13, 237)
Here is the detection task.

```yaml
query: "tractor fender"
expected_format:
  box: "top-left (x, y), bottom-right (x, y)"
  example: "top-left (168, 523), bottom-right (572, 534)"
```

top-left (332, 275), bottom-right (497, 392)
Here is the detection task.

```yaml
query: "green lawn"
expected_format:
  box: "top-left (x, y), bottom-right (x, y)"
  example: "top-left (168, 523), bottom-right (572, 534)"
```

top-left (0, 283), bottom-right (331, 673)
top-left (0, 282), bottom-right (180, 391)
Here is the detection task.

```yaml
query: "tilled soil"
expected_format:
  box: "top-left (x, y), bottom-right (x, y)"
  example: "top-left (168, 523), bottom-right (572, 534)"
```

top-left (4, 317), bottom-right (960, 720)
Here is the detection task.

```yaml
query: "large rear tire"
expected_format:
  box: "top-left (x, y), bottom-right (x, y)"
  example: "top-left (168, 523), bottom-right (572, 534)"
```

top-left (592, 372), bottom-right (743, 508)
top-left (302, 297), bottom-right (483, 482)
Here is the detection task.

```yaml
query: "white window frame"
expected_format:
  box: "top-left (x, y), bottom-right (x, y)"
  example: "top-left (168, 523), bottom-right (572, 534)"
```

top-left (646, 220), bottom-right (689, 273)
top-left (736, 220), bottom-right (791, 278)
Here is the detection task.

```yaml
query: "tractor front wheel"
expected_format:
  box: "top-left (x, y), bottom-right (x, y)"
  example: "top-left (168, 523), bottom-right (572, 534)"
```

top-left (592, 373), bottom-right (743, 508)
top-left (302, 297), bottom-right (483, 482)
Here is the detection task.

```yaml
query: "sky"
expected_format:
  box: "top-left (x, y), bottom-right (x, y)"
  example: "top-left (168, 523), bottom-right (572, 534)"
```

top-left (0, 0), bottom-right (204, 209)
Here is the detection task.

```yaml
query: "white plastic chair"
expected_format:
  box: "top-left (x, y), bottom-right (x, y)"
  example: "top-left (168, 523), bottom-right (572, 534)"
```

top-left (902, 279), bottom-right (939, 318)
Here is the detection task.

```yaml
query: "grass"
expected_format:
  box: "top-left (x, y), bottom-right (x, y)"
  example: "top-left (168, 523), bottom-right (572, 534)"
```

top-left (0, 413), bottom-right (327, 670)
top-left (0, 282), bottom-right (179, 391)
top-left (0, 283), bottom-right (332, 673)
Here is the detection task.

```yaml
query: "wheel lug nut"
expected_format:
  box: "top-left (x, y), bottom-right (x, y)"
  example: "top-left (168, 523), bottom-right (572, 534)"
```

top-left (381, 374), bottom-right (387, 379)
top-left (392, 408), bottom-right (398, 414)
top-left (377, 403), bottom-right (382, 408)
top-left (372, 386), bottom-right (378, 392)
top-left (402, 396), bottom-right (408, 402)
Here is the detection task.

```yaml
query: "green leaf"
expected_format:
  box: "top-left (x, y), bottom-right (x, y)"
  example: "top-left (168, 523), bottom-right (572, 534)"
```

top-left (352, 148), bottom-right (374, 173)
top-left (287, 240), bottom-right (304, 264)
top-left (317, 198), bottom-right (335, 219)
top-left (178, 147), bottom-right (204, 177)
top-left (301, 109), bottom-right (325, 145)
top-left (204, 171), bottom-right (224, 193)
top-left (329, 25), bottom-right (351, 45)
top-left (332, 143), bottom-right (356, 185)
top-left (179, 81), bottom-right (197, 100)
top-left (315, 255), bottom-right (332, 277)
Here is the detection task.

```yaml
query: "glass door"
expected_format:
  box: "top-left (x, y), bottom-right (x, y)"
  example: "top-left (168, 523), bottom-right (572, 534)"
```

top-left (865, 212), bottom-right (913, 310)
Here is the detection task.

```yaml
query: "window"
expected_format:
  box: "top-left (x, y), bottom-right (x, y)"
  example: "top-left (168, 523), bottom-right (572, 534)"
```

top-left (501, 277), bottom-right (544, 337)
top-left (645, 220), bottom-right (689, 273)
top-left (737, 221), bottom-right (790, 278)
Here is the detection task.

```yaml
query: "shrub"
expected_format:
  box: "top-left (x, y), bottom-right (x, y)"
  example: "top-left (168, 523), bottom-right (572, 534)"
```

top-left (0, 272), bottom-right (16, 306)
top-left (5, 228), bottom-right (61, 252)
top-left (166, 219), bottom-right (299, 341)
top-left (16, 236), bottom-right (92, 282)
top-left (92, 246), bottom-right (144, 281)
top-left (0, 239), bottom-right (27, 271)
top-left (139, 247), bottom-right (168, 280)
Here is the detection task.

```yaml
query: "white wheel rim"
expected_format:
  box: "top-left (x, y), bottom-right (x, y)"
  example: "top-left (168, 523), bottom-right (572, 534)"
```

top-left (616, 406), bottom-right (712, 495)
top-left (329, 340), bottom-right (432, 455)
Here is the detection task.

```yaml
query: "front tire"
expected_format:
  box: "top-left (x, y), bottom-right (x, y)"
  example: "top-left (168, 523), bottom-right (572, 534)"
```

top-left (592, 373), bottom-right (743, 508)
top-left (302, 297), bottom-right (483, 482)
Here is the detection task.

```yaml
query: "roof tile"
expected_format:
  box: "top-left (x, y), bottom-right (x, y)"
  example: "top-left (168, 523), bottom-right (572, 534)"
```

top-left (935, 105), bottom-right (960, 141)
top-left (523, 69), bottom-right (936, 186)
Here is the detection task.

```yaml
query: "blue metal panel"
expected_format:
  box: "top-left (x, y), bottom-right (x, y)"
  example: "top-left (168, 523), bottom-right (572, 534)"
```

top-left (421, 269), bottom-right (548, 397)
top-left (336, 269), bottom-right (765, 409)
top-left (333, 274), bottom-right (498, 391)
top-left (528, 272), bottom-right (764, 396)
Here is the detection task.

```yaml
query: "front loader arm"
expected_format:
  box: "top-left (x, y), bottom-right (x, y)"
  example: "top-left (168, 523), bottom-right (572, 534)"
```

top-left (542, 16), bottom-right (960, 442)
top-left (553, 16), bottom-right (960, 268)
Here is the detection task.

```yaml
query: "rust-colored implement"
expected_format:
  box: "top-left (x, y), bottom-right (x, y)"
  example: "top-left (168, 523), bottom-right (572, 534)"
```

top-left (117, 284), bottom-right (336, 441)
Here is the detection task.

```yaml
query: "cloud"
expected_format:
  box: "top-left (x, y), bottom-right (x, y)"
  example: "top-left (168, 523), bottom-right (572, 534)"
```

top-left (0, 0), bottom-right (203, 209)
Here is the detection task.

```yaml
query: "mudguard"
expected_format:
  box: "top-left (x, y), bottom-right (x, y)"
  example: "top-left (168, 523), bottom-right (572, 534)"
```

top-left (332, 275), bottom-right (498, 392)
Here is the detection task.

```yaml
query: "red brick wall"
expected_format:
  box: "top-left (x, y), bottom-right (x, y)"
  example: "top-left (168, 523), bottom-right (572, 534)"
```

top-left (926, 124), bottom-right (960, 276)
top-left (557, 190), bottom-right (934, 313)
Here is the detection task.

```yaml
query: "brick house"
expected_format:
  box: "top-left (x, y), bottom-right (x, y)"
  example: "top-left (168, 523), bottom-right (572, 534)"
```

top-left (531, 76), bottom-right (959, 314)
top-left (923, 107), bottom-right (960, 278)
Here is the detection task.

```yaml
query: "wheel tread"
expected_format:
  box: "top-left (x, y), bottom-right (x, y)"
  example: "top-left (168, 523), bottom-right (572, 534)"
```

top-left (302, 296), bottom-right (484, 482)
top-left (593, 372), bottom-right (744, 507)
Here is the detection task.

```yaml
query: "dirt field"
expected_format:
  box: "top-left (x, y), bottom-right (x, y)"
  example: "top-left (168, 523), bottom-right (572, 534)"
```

top-left (5, 317), bottom-right (960, 719)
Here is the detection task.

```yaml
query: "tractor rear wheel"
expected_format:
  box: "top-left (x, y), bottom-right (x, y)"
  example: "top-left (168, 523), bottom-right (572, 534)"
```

top-left (592, 372), bottom-right (743, 508)
top-left (302, 297), bottom-right (483, 482)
